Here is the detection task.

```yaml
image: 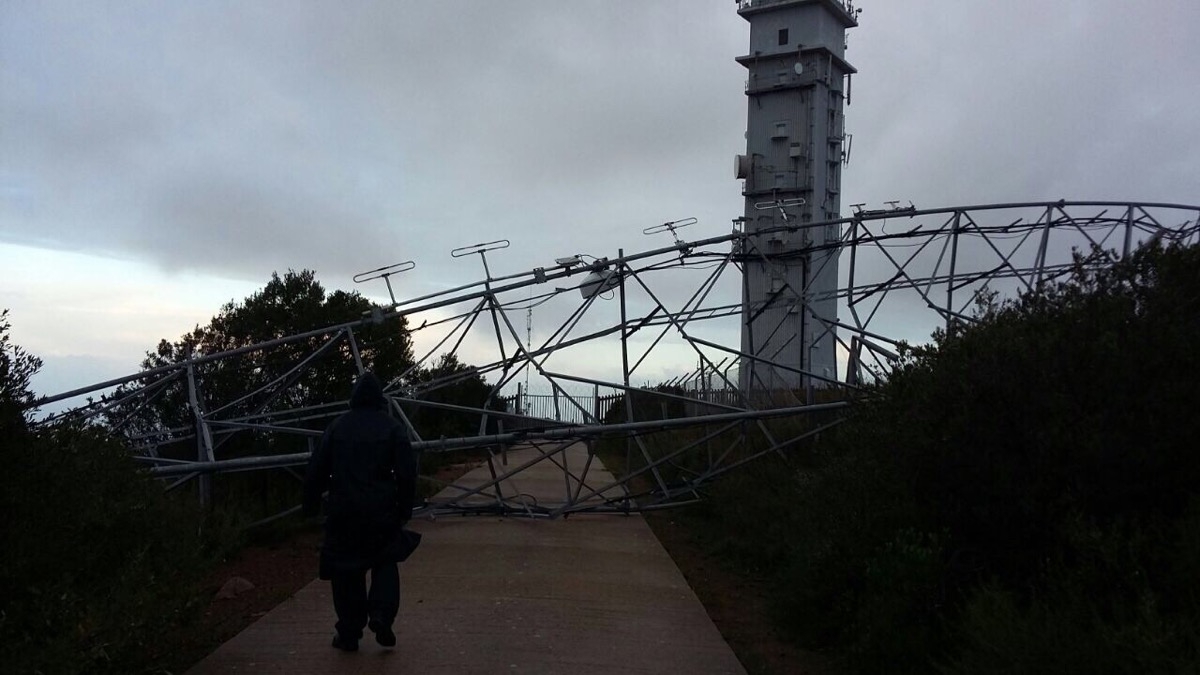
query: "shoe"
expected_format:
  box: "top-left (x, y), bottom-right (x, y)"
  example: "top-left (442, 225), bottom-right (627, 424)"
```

top-left (368, 619), bottom-right (396, 647)
top-left (332, 633), bottom-right (359, 652)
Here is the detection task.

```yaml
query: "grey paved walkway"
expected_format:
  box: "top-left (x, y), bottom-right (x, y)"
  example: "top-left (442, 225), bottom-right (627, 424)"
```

top-left (188, 444), bottom-right (746, 674)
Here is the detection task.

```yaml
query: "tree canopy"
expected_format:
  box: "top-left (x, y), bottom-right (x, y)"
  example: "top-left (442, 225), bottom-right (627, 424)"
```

top-left (0, 308), bottom-right (42, 430)
top-left (110, 269), bottom-right (414, 447)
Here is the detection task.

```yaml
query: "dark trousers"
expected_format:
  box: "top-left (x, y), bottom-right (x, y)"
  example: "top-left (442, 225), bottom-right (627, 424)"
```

top-left (330, 562), bottom-right (400, 639)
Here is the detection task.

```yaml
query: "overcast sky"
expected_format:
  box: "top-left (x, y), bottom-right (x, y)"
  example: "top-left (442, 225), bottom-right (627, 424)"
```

top-left (3, 0), bottom-right (1198, 397)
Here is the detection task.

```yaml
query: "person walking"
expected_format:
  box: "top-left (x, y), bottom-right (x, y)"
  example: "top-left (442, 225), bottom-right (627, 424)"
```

top-left (302, 371), bottom-right (419, 652)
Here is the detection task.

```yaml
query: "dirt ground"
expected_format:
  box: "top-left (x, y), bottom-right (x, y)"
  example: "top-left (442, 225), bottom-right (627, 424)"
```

top-left (642, 511), bottom-right (838, 675)
top-left (161, 527), bottom-right (323, 673)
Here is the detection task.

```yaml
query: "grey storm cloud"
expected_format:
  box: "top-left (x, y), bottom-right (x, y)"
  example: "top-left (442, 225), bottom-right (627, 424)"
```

top-left (847, 1), bottom-right (1200, 207)
top-left (2, 0), bottom-right (1198, 296)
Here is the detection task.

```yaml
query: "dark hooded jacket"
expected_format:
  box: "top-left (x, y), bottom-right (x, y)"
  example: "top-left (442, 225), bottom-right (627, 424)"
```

top-left (303, 372), bottom-right (417, 578)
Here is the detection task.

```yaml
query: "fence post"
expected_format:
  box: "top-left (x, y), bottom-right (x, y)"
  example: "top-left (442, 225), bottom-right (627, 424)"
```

top-left (498, 418), bottom-right (507, 466)
top-left (187, 362), bottom-right (215, 510)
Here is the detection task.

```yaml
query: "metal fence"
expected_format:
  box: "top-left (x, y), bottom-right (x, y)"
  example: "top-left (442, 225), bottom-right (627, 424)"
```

top-left (497, 390), bottom-right (623, 426)
top-left (497, 388), bottom-right (743, 427)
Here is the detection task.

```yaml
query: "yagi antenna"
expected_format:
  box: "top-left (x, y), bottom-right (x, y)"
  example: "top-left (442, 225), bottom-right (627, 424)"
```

top-left (353, 260), bottom-right (416, 306)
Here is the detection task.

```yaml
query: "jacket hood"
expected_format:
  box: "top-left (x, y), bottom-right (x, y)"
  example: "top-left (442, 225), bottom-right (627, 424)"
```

top-left (349, 372), bottom-right (386, 410)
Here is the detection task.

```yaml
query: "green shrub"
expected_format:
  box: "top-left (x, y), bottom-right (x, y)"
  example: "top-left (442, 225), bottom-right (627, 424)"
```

top-left (945, 575), bottom-right (1200, 675)
top-left (769, 424), bottom-right (940, 669)
top-left (671, 242), bottom-right (1200, 672)
top-left (0, 315), bottom-right (229, 674)
top-left (977, 505), bottom-right (1200, 673)
top-left (0, 420), bottom-right (228, 674)
top-left (688, 455), bottom-right (807, 577)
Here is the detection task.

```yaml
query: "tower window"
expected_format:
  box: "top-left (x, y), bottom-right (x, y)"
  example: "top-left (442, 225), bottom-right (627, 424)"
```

top-left (778, 28), bottom-right (789, 45)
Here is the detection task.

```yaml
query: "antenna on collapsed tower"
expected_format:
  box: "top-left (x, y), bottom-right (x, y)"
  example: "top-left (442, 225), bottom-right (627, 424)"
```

top-left (645, 217), bottom-right (698, 258)
top-left (643, 217), bottom-right (697, 246)
top-left (451, 239), bottom-right (510, 281)
top-left (755, 198), bottom-right (805, 224)
top-left (353, 260), bottom-right (416, 306)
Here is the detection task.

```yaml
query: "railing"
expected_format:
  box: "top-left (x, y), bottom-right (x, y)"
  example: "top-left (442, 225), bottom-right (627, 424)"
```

top-left (737, 0), bottom-right (858, 20)
top-left (497, 389), bottom-right (741, 426)
top-left (496, 391), bottom-right (623, 426)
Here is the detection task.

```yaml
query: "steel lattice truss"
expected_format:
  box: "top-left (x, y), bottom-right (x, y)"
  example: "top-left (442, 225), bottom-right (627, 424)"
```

top-left (33, 201), bottom-right (1200, 517)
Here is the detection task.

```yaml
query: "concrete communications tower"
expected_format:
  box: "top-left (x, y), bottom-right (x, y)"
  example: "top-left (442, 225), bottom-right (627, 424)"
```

top-left (735, 0), bottom-right (858, 394)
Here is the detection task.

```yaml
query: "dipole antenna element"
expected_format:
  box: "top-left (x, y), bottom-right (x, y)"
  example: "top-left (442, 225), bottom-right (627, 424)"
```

top-left (353, 260), bottom-right (416, 306)
top-left (451, 240), bottom-right (510, 281)
top-left (755, 198), bottom-right (805, 224)
top-left (643, 217), bottom-right (697, 246)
